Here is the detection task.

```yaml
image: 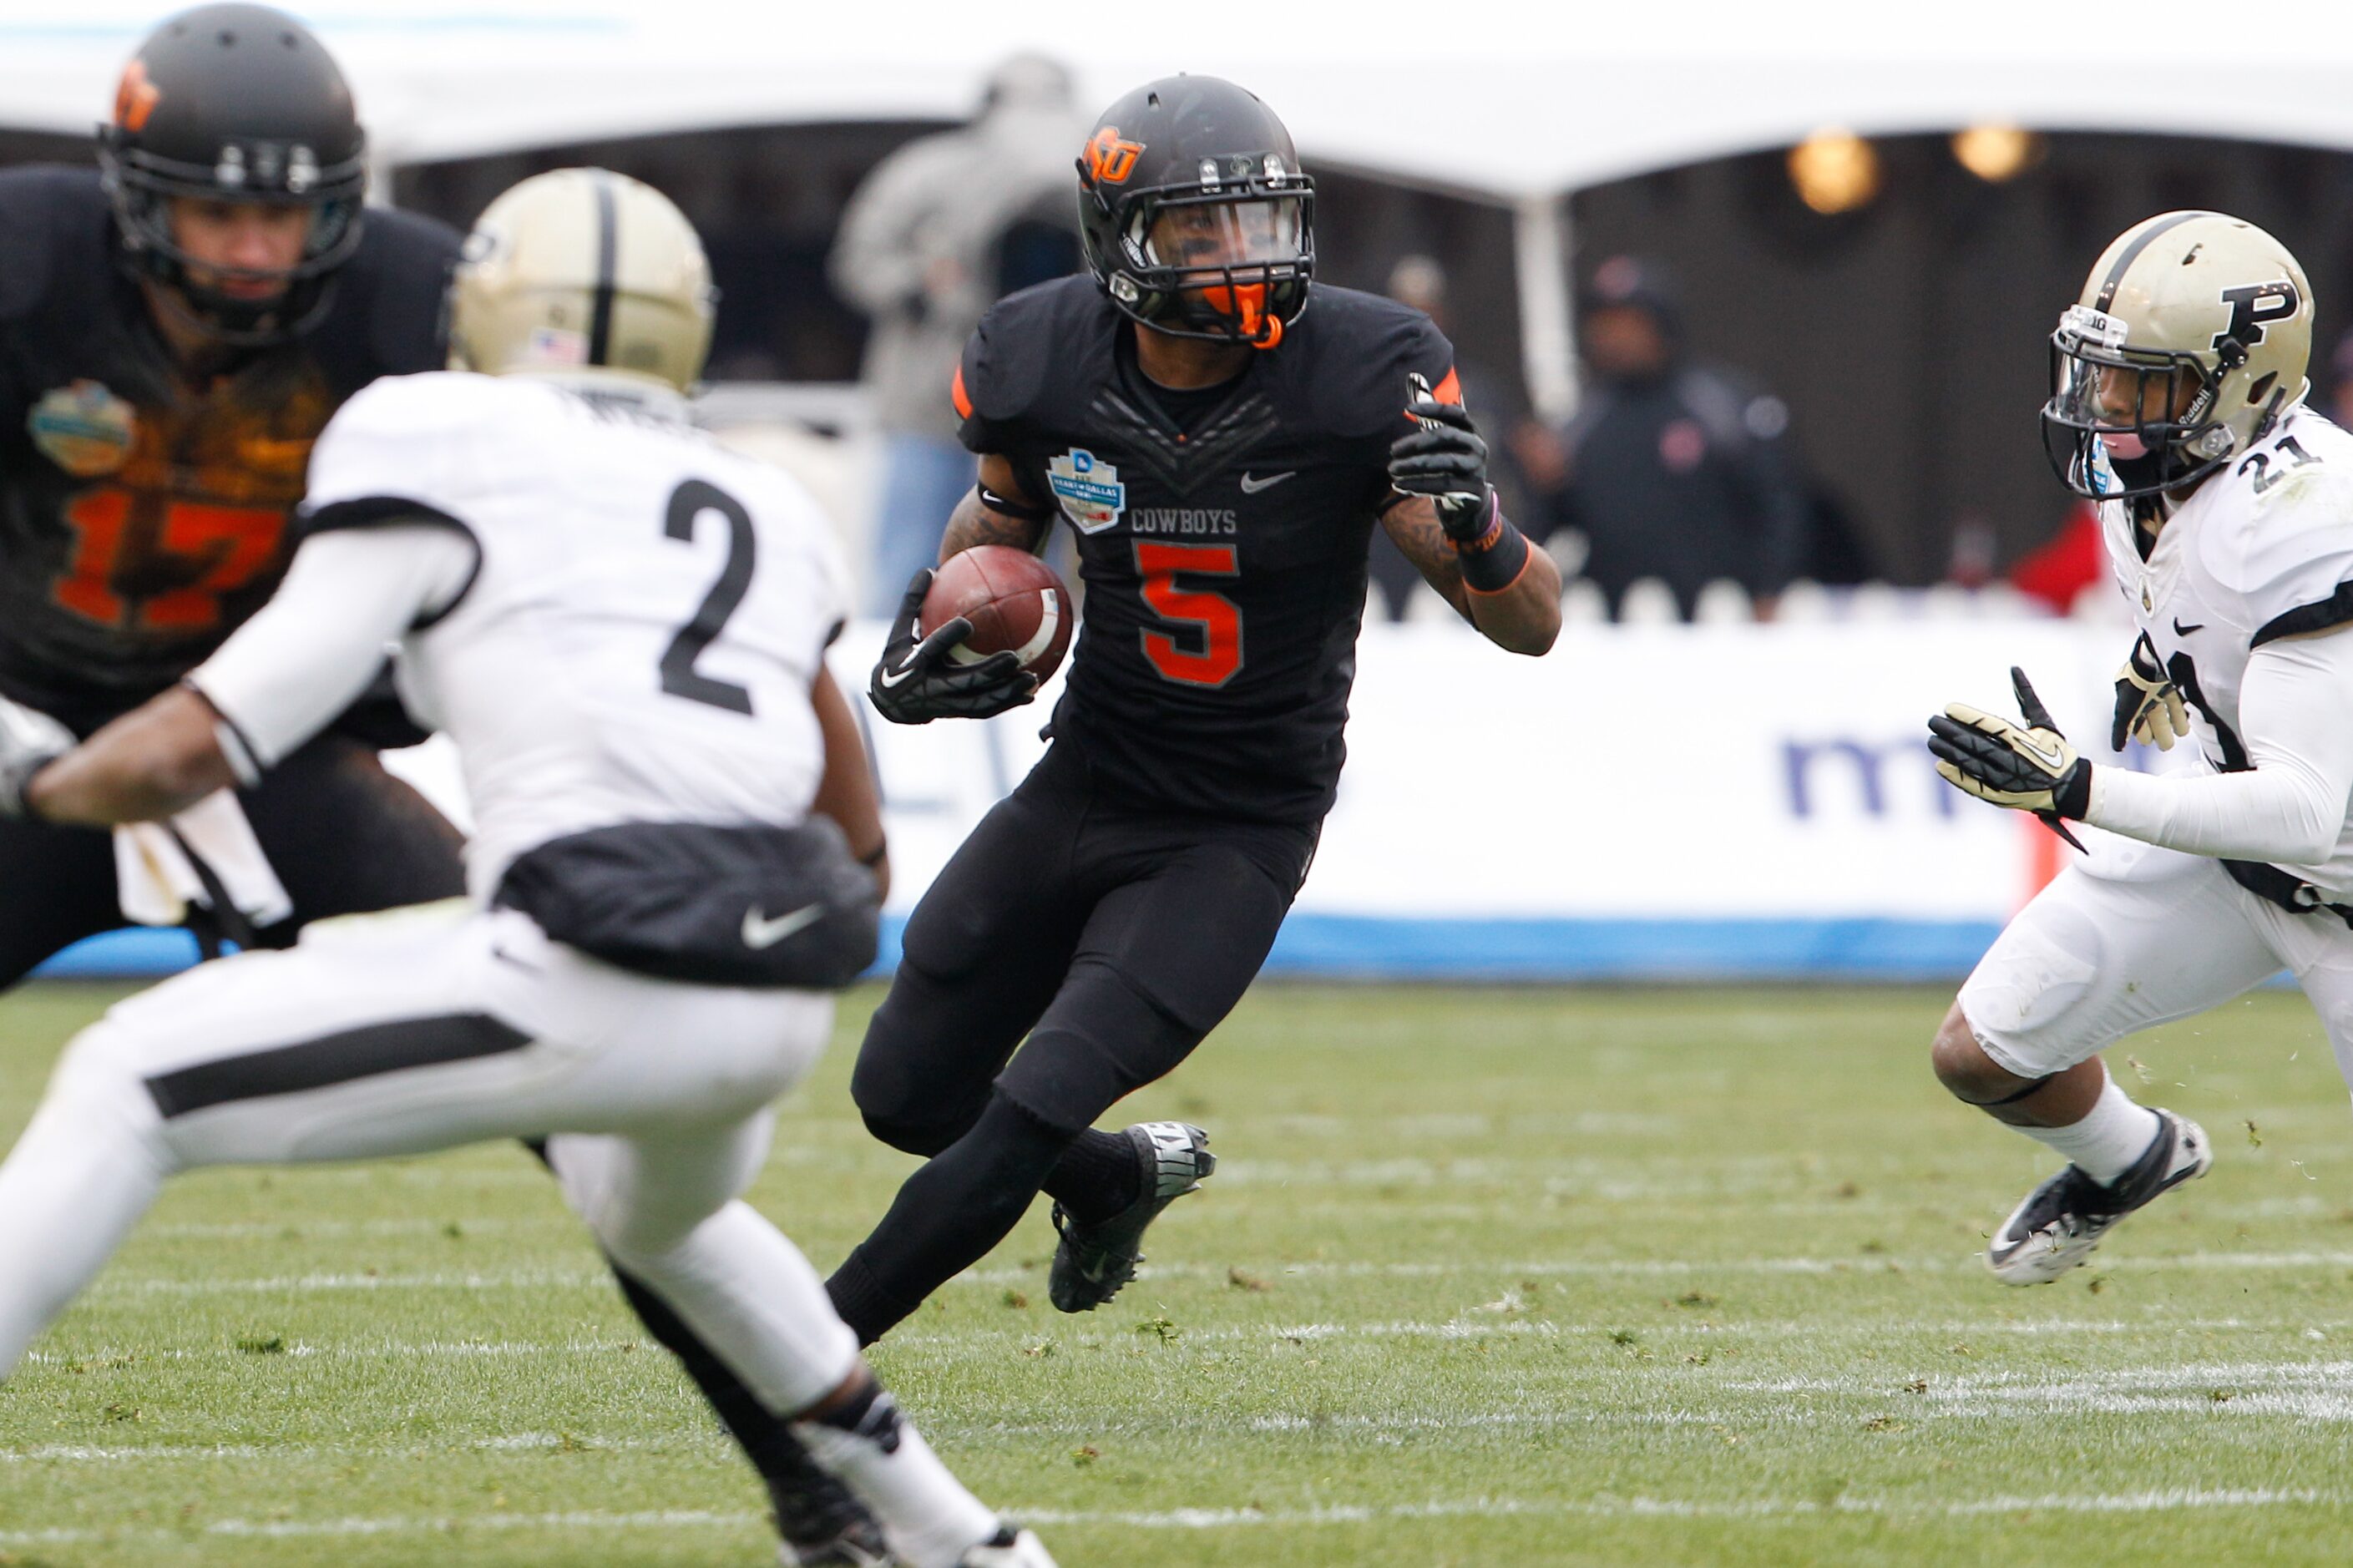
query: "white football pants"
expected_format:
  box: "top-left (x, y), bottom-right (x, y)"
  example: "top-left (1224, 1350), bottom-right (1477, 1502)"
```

top-left (0, 900), bottom-right (860, 1412)
top-left (1961, 837), bottom-right (2353, 1086)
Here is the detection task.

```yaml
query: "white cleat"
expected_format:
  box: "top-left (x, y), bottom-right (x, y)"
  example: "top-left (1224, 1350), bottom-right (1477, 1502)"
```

top-left (959, 1526), bottom-right (1058, 1567)
top-left (1986, 1109), bottom-right (2210, 1285)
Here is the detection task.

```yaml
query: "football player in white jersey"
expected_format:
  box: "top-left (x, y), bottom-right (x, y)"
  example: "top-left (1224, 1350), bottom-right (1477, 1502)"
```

top-left (1926, 211), bottom-right (2353, 1287)
top-left (0, 169), bottom-right (1053, 1568)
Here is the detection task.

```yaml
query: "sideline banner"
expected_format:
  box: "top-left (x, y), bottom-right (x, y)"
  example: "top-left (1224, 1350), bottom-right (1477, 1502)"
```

top-left (40, 619), bottom-right (2134, 983)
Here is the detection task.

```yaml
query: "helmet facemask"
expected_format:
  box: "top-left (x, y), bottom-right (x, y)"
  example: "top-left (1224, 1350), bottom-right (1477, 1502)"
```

top-left (2041, 304), bottom-right (2250, 500)
top-left (1090, 162), bottom-right (1313, 348)
top-left (100, 133), bottom-right (367, 347)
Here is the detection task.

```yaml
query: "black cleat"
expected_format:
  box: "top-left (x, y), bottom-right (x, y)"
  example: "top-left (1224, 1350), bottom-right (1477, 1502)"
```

top-left (1986, 1108), bottom-right (2210, 1285)
top-left (1048, 1121), bottom-right (1214, 1313)
top-left (768, 1463), bottom-right (893, 1566)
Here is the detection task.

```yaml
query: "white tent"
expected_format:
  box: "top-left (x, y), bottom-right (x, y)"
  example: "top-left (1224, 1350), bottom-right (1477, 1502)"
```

top-left (13, 0), bottom-right (2353, 196)
top-left (12, 0), bottom-right (2353, 410)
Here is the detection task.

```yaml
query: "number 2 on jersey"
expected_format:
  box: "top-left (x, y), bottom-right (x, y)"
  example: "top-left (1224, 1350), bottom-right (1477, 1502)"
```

top-left (658, 478), bottom-right (757, 715)
top-left (1136, 541), bottom-right (1242, 687)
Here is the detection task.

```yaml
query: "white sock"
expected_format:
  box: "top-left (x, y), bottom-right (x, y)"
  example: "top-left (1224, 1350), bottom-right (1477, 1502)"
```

top-left (0, 1075), bottom-right (170, 1375)
top-left (2022, 1075), bottom-right (2162, 1186)
top-left (795, 1393), bottom-right (997, 1568)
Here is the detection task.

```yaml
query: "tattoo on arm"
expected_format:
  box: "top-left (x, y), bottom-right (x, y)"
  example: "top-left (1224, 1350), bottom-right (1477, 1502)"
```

top-left (1378, 493), bottom-right (1562, 655)
top-left (1379, 495), bottom-right (1470, 618)
top-left (940, 453), bottom-right (1050, 561)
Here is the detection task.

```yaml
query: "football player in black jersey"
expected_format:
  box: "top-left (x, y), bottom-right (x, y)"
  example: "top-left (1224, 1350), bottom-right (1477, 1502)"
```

top-left (0, 9), bottom-right (885, 1562)
top-left (832, 76), bottom-right (1560, 1345)
top-left (0, 4), bottom-right (465, 974)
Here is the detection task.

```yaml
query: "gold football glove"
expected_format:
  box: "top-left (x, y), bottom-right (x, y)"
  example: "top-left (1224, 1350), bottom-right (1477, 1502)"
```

top-left (1926, 667), bottom-right (2090, 851)
top-left (2112, 631), bottom-right (2190, 751)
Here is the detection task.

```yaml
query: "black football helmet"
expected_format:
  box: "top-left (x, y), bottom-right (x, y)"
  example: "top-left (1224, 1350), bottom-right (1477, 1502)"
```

top-left (1075, 76), bottom-right (1313, 349)
top-left (97, 3), bottom-right (368, 346)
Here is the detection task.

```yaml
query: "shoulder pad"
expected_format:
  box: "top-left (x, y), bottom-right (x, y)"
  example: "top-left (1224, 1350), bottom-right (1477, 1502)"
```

top-left (2195, 423), bottom-right (2353, 630)
top-left (1280, 285), bottom-right (1456, 439)
top-left (344, 205), bottom-right (464, 373)
top-left (304, 371), bottom-right (515, 520)
top-left (961, 276), bottom-right (1108, 427)
top-left (0, 167), bottom-right (111, 325)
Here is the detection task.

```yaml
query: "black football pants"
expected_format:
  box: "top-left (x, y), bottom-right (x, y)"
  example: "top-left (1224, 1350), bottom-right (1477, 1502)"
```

top-left (0, 731), bottom-right (818, 1495)
top-left (832, 743), bottom-right (1315, 1341)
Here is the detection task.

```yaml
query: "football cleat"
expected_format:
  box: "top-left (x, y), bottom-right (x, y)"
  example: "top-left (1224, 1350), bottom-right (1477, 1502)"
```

top-left (959, 1526), bottom-right (1059, 1567)
top-left (769, 1465), bottom-right (893, 1567)
top-left (1986, 1109), bottom-right (2210, 1285)
top-left (1048, 1120), bottom-right (1214, 1313)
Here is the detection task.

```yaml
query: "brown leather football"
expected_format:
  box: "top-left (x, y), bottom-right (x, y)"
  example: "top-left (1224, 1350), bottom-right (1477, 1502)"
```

top-left (918, 545), bottom-right (1075, 681)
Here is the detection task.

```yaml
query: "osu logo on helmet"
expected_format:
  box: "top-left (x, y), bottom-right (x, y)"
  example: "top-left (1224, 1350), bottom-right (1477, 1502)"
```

top-left (114, 59), bottom-right (160, 133)
top-left (1084, 126), bottom-right (1144, 186)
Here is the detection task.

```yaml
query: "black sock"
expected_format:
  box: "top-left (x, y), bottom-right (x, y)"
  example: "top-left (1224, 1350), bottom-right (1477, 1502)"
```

top-left (1041, 1126), bottom-right (1143, 1226)
top-left (825, 1254), bottom-right (928, 1349)
top-left (825, 1091), bottom-right (1072, 1343)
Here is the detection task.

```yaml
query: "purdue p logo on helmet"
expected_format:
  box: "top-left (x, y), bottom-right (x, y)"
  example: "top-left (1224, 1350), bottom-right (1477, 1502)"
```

top-left (2042, 210), bottom-right (2314, 501)
top-left (448, 168), bottom-right (716, 393)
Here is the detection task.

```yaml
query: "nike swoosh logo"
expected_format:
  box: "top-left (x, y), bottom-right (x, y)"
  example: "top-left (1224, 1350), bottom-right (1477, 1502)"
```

top-left (2173, 619), bottom-right (2204, 635)
top-left (2015, 734), bottom-right (2068, 773)
top-left (876, 660), bottom-right (918, 690)
top-left (741, 903), bottom-right (825, 950)
top-left (1239, 471), bottom-right (1295, 494)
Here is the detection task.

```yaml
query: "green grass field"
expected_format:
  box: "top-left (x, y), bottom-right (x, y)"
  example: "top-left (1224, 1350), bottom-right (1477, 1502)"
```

top-left (4, 981), bottom-right (2353, 1566)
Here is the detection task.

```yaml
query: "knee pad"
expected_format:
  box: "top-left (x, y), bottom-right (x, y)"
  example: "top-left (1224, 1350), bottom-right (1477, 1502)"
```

top-left (850, 1039), bottom-right (976, 1156)
top-left (52, 1018), bottom-right (152, 1110)
top-left (995, 963), bottom-right (1200, 1136)
top-left (850, 972), bottom-right (994, 1156)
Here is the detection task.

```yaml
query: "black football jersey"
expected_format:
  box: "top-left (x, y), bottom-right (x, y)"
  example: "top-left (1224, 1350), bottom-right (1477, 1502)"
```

top-left (0, 166), bottom-right (457, 733)
top-left (956, 276), bottom-right (1456, 824)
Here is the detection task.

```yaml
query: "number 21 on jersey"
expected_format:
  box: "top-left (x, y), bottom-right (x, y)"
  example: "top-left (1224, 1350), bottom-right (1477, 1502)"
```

top-left (1135, 540), bottom-right (1242, 687)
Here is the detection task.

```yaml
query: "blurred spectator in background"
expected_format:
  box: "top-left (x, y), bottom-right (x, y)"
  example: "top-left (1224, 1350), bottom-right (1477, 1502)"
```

top-left (1543, 255), bottom-right (1812, 619)
top-left (2006, 501), bottom-right (2103, 614)
top-left (831, 54), bottom-right (1081, 611)
top-left (1368, 255), bottom-right (1546, 620)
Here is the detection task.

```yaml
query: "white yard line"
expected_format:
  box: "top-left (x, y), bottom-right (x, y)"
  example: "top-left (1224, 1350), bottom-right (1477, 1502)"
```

top-left (3, 1488), bottom-right (2340, 1549)
top-left (138, 1217), bottom-right (542, 1241)
top-left (69, 1247), bottom-right (2353, 1298)
top-left (85, 1269), bottom-right (610, 1296)
top-left (23, 1338), bottom-right (641, 1370)
top-left (0, 1430), bottom-right (701, 1465)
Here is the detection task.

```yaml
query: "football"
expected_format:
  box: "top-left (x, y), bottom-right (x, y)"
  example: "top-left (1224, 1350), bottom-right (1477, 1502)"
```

top-left (919, 544), bottom-right (1075, 682)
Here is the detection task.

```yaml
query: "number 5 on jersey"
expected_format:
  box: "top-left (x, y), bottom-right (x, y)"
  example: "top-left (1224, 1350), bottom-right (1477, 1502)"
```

top-left (1136, 540), bottom-right (1242, 687)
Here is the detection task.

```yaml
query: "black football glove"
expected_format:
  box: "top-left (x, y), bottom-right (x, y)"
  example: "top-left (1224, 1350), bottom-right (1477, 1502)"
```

top-left (0, 694), bottom-right (73, 817)
top-left (867, 569), bottom-right (1036, 726)
top-left (2112, 630), bottom-right (2190, 752)
top-left (1387, 394), bottom-right (1493, 541)
top-left (1926, 666), bottom-right (2090, 852)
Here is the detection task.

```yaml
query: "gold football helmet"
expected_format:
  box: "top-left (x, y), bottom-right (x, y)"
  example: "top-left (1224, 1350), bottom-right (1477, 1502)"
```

top-left (448, 167), bottom-right (716, 392)
top-left (2043, 210), bottom-right (2312, 500)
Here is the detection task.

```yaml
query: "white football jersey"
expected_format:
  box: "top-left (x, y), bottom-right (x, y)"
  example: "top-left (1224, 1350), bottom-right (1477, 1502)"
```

top-left (301, 372), bottom-right (852, 900)
top-left (2099, 402), bottom-right (2353, 887)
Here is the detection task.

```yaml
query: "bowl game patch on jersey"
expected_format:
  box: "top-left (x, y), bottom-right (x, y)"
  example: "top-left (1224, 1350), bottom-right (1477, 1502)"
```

top-left (1047, 447), bottom-right (1125, 534)
top-left (28, 380), bottom-right (137, 478)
